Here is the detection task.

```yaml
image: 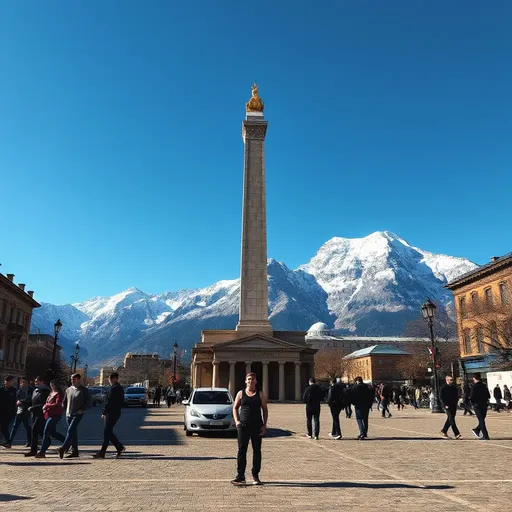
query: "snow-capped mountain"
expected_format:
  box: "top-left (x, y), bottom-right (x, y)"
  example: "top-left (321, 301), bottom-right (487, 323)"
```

top-left (31, 231), bottom-right (477, 367)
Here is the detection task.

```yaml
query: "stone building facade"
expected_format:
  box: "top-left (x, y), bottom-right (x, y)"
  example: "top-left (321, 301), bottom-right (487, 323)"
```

top-left (99, 353), bottom-right (164, 386)
top-left (446, 253), bottom-right (512, 377)
top-left (0, 273), bottom-right (40, 383)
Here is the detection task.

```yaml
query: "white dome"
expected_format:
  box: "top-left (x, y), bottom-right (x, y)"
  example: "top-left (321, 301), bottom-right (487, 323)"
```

top-left (307, 322), bottom-right (331, 337)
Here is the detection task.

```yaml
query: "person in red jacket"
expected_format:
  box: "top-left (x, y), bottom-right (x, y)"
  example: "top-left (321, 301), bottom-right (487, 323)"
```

top-left (36, 380), bottom-right (66, 458)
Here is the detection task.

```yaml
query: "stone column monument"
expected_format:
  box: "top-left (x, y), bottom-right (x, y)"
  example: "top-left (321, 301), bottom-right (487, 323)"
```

top-left (236, 83), bottom-right (273, 335)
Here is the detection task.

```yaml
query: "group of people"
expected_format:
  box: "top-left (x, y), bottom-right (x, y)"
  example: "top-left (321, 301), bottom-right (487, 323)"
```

top-left (0, 372), bottom-right (126, 459)
top-left (150, 386), bottom-right (185, 408)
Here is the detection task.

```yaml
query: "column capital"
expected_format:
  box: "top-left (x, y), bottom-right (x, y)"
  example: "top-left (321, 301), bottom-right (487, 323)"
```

top-left (245, 360), bottom-right (253, 365)
top-left (294, 361), bottom-right (301, 366)
top-left (228, 360), bottom-right (237, 365)
top-left (278, 361), bottom-right (286, 366)
top-left (261, 360), bottom-right (269, 365)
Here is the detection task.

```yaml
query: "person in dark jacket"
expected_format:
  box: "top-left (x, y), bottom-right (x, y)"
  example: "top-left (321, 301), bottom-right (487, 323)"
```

top-left (327, 378), bottom-right (345, 440)
top-left (439, 375), bottom-right (461, 438)
top-left (302, 378), bottom-right (324, 440)
top-left (350, 377), bottom-right (374, 440)
top-left (0, 376), bottom-right (18, 446)
top-left (25, 376), bottom-right (51, 457)
top-left (470, 373), bottom-right (491, 440)
top-left (93, 372), bottom-right (126, 459)
top-left (462, 381), bottom-right (474, 416)
top-left (5, 377), bottom-right (33, 448)
top-left (493, 384), bottom-right (503, 412)
top-left (380, 383), bottom-right (393, 418)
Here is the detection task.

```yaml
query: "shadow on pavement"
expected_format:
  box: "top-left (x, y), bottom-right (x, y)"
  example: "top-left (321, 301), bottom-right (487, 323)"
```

top-left (265, 428), bottom-right (293, 438)
top-left (3, 461), bottom-right (91, 466)
top-left (121, 454), bottom-right (236, 460)
top-left (0, 494), bottom-right (33, 502)
top-left (266, 482), bottom-right (454, 490)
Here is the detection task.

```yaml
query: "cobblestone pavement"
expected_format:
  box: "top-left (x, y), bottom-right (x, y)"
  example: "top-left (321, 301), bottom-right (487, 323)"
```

top-left (0, 403), bottom-right (510, 511)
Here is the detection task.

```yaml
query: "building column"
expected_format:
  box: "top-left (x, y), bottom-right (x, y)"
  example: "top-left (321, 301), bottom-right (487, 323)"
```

top-left (278, 361), bottom-right (286, 402)
top-left (228, 361), bottom-right (236, 396)
top-left (212, 360), bottom-right (220, 388)
top-left (294, 362), bottom-right (301, 401)
top-left (262, 361), bottom-right (269, 397)
top-left (245, 361), bottom-right (252, 375)
top-left (193, 363), bottom-right (200, 388)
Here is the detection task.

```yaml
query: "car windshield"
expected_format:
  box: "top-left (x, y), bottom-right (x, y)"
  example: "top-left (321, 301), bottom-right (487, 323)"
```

top-left (192, 391), bottom-right (232, 405)
top-left (125, 387), bottom-right (145, 395)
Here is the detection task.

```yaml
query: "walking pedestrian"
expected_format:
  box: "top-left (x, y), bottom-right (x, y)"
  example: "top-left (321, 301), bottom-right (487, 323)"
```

top-left (439, 375), bottom-right (461, 439)
top-left (57, 374), bottom-right (90, 459)
top-left (327, 378), bottom-right (344, 440)
top-left (25, 376), bottom-right (51, 457)
top-left (0, 376), bottom-right (18, 447)
top-left (462, 381), bottom-right (474, 416)
top-left (503, 384), bottom-right (511, 411)
top-left (93, 372), bottom-right (125, 459)
top-left (350, 377), bottom-right (373, 440)
top-left (493, 384), bottom-right (503, 412)
top-left (231, 372), bottom-right (268, 486)
top-left (3, 377), bottom-right (33, 448)
top-left (470, 373), bottom-right (491, 440)
top-left (380, 382), bottom-right (393, 418)
top-left (303, 378), bottom-right (324, 440)
top-left (166, 387), bottom-right (175, 408)
top-left (154, 386), bottom-right (162, 407)
top-left (36, 379), bottom-right (66, 458)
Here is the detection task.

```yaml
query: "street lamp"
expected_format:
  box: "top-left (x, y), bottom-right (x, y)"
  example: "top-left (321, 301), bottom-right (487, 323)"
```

top-left (422, 298), bottom-right (442, 413)
top-left (70, 341), bottom-right (80, 374)
top-left (84, 364), bottom-right (88, 384)
top-left (51, 319), bottom-right (63, 375)
top-left (172, 341), bottom-right (178, 390)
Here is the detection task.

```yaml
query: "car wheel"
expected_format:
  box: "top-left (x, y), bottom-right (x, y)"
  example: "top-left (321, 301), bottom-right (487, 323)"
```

top-left (185, 430), bottom-right (193, 437)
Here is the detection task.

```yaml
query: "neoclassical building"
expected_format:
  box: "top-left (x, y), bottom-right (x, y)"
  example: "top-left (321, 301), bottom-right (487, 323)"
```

top-left (192, 330), bottom-right (316, 401)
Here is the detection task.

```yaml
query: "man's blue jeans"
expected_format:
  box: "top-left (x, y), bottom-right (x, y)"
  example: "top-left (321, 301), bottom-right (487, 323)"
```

top-left (40, 416), bottom-right (65, 453)
top-left (62, 414), bottom-right (84, 453)
top-left (9, 412), bottom-right (31, 444)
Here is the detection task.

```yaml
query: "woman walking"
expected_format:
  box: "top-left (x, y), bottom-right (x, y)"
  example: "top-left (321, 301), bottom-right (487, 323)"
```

top-left (36, 379), bottom-right (65, 458)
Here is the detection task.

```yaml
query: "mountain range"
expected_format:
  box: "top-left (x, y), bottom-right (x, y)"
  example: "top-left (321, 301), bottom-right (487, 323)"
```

top-left (31, 231), bottom-right (478, 368)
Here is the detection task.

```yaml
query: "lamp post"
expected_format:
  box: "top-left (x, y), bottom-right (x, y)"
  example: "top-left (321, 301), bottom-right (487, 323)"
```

top-left (84, 364), bottom-right (88, 385)
top-left (70, 341), bottom-right (80, 374)
top-left (51, 319), bottom-right (63, 375)
top-left (422, 298), bottom-right (442, 413)
top-left (172, 341), bottom-right (178, 390)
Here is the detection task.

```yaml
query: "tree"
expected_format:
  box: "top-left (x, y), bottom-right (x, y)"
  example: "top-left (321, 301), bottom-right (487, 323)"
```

top-left (314, 348), bottom-right (347, 382)
top-left (403, 307), bottom-right (457, 342)
top-left (464, 298), bottom-right (512, 369)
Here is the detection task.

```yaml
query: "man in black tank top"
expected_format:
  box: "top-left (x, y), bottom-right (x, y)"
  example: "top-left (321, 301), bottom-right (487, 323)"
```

top-left (231, 372), bottom-right (268, 486)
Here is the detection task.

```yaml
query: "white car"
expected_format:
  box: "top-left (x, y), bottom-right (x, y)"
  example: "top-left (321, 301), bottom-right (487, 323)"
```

top-left (124, 386), bottom-right (148, 408)
top-left (183, 388), bottom-right (235, 436)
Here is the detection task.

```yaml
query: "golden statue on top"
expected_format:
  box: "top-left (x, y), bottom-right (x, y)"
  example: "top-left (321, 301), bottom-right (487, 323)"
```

top-left (246, 83), bottom-right (264, 112)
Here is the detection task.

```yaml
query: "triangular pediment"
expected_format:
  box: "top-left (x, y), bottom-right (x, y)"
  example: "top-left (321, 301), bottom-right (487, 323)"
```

top-left (215, 333), bottom-right (305, 350)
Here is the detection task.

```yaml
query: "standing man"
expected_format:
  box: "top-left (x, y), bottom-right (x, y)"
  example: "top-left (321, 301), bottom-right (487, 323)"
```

top-left (439, 375), bottom-right (461, 439)
top-left (0, 376), bottom-right (17, 446)
top-left (303, 378), bottom-right (324, 440)
top-left (93, 372), bottom-right (125, 459)
top-left (231, 372), bottom-right (268, 486)
top-left (58, 374), bottom-right (90, 459)
top-left (25, 376), bottom-right (51, 457)
top-left (470, 373), bottom-right (491, 440)
top-left (350, 377), bottom-right (373, 440)
top-left (493, 384), bottom-right (503, 412)
top-left (4, 377), bottom-right (33, 448)
top-left (327, 378), bottom-right (344, 440)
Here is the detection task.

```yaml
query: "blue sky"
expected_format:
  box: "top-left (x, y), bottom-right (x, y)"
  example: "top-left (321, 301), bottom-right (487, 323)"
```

top-left (1, 1), bottom-right (511, 305)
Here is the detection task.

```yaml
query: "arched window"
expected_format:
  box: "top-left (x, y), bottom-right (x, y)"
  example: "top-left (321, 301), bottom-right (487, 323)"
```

top-left (476, 327), bottom-right (485, 353)
top-left (500, 282), bottom-right (509, 305)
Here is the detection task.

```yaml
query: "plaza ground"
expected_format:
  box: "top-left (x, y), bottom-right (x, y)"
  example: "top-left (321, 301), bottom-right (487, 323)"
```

top-left (0, 403), bottom-right (510, 511)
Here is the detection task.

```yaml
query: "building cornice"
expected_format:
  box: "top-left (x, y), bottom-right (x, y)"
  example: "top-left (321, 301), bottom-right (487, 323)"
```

top-left (445, 253), bottom-right (512, 291)
top-left (0, 274), bottom-right (40, 308)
